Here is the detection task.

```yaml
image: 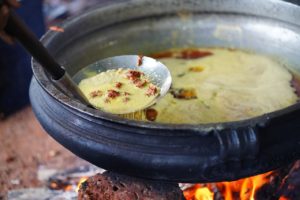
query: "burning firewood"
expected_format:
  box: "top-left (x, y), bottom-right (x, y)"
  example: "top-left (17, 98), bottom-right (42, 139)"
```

top-left (278, 160), bottom-right (300, 200)
top-left (78, 171), bottom-right (184, 200)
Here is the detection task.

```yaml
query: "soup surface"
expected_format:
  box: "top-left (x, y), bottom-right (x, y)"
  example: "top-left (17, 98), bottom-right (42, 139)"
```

top-left (78, 69), bottom-right (159, 114)
top-left (79, 48), bottom-right (299, 124)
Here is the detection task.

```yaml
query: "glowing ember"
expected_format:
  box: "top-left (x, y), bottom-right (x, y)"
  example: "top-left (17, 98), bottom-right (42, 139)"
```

top-left (49, 26), bottom-right (64, 32)
top-left (279, 197), bottom-right (290, 200)
top-left (48, 176), bottom-right (88, 193)
top-left (183, 172), bottom-right (274, 200)
top-left (46, 165), bottom-right (104, 195)
top-left (64, 185), bottom-right (73, 192)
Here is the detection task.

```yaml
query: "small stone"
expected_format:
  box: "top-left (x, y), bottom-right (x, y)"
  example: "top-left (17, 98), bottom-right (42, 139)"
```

top-left (49, 150), bottom-right (60, 157)
top-left (10, 179), bottom-right (20, 185)
top-left (6, 156), bottom-right (16, 163)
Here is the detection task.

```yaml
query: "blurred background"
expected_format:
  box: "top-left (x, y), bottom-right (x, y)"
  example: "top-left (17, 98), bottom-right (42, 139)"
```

top-left (44, 0), bottom-right (99, 25)
top-left (0, 0), bottom-right (103, 198)
top-left (0, 0), bottom-right (100, 118)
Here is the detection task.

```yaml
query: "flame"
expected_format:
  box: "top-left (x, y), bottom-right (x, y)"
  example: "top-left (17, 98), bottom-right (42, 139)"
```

top-left (184, 172), bottom-right (273, 200)
top-left (48, 176), bottom-right (88, 192)
top-left (49, 182), bottom-right (58, 190)
top-left (195, 187), bottom-right (214, 200)
top-left (279, 197), bottom-right (290, 200)
top-left (76, 177), bottom-right (88, 192)
top-left (64, 185), bottom-right (73, 191)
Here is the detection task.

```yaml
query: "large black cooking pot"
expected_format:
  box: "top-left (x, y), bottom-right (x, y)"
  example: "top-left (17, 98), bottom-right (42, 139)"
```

top-left (30, 0), bottom-right (300, 182)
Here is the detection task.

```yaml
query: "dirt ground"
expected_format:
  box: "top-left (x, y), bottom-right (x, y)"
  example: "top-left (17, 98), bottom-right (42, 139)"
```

top-left (0, 106), bottom-right (89, 199)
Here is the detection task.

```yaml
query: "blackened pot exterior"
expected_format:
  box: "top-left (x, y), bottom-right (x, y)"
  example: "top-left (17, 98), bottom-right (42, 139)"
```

top-left (30, 77), bottom-right (300, 182)
top-left (30, 0), bottom-right (300, 182)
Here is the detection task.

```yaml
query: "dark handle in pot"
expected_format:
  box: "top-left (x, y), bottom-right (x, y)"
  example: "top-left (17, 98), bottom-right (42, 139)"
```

top-left (215, 127), bottom-right (260, 160)
top-left (4, 10), bottom-right (65, 80)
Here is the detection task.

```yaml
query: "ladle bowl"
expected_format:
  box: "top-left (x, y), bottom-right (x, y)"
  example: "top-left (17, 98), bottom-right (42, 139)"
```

top-left (73, 55), bottom-right (172, 114)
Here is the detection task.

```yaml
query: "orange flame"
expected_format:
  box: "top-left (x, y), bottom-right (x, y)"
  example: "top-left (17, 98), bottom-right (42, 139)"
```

top-left (195, 187), bottom-right (214, 200)
top-left (76, 177), bottom-right (88, 192)
top-left (279, 197), bottom-right (290, 200)
top-left (64, 185), bottom-right (73, 191)
top-left (184, 172), bottom-right (273, 200)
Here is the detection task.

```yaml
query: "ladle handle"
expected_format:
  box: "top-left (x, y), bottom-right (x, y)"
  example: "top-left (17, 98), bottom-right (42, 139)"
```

top-left (4, 10), bottom-right (65, 80)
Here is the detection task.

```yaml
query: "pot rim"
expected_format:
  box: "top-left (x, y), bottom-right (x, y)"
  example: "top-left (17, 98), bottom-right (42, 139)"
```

top-left (32, 0), bottom-right (300, 132)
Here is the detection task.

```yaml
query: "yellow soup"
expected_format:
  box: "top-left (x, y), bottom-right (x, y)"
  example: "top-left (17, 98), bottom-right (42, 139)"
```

top-left (143, 48), bottom-right (298, 124)
top-left (79, 69), bottom-right (159, 114)
top-left (79, 48), bottom-right (298, 124)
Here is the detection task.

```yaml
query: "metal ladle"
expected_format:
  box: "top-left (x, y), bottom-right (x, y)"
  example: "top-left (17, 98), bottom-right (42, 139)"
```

top-left (4, 11), bottom-right (172, 113)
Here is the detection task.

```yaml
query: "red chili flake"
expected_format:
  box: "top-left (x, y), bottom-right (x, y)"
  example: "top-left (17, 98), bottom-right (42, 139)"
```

top-left (146, 84), bottom-right (158, 96)
top-left (49, 26), bottom-right (64, 32)
top-left (126, 70), bottom-right (142, 80)
top-left (123, 97), bottom-right (130, 103)
top-left (150, 51), bottom-right (173, 59)
top-left (178, 49), bottom-right (213, 59)
top-left (145, 108), bottom-right (158, 121)
top-left (124, 92), bottom-right (131, 96)
top-left (90, 90), bottom-right (103, 98)
top-left (107, 90), bottom-right (120, 99)
top-left (115, 82), bottom-right (122, 89)
top-left (137, 55), bottom-right (144, 66)
top-left (133, 79), bottom-right (147, 88)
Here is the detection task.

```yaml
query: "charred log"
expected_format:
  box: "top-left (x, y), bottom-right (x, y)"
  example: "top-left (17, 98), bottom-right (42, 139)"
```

top-left (78, 171), bottom-right (184, 200)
